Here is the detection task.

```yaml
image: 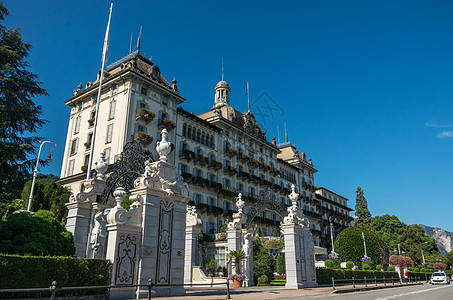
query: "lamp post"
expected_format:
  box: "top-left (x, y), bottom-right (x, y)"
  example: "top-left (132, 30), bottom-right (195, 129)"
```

top-left (27, 141), bottom-right (56, 211)
top-left (362, 232), bottom-right (368, 258)
top-left (420, 242), bottom-right (428, 283)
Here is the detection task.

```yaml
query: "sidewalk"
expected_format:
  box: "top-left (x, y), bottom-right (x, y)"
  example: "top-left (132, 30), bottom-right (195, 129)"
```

top-left (147, 282), bottom-right (425, 299)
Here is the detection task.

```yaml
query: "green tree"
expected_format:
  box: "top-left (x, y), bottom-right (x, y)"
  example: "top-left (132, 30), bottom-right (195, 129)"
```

top-left (276, 255), bottom-right (285, 275)
top-left (446, 251), bottom-right (453, 269)
top-left (253, 239), bottom-right (275, 283)
top-left (334, 224), bottom-right (388, 267)
top-left (372, 214), bottom-right (406, 252)
top-left (21, 179), bottom-right (71, 222)
top-left (0, 210), bottom-right (75, 256)
top-left (354, 187), bottom-right (372, 227)
top-left (0, 2), bottom-right (48, 217)
top-left (399, 225), bottom-right (440, 267)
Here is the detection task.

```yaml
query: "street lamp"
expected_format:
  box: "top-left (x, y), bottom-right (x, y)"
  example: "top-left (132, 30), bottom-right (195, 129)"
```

top-left (27, 141), bottom-right (56, 211)
top-left (420, 242), bottom-right (428, 283)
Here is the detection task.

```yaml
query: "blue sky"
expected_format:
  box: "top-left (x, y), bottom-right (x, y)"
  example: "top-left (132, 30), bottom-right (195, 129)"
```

top-left (4, 1), bottom-right (453, 232)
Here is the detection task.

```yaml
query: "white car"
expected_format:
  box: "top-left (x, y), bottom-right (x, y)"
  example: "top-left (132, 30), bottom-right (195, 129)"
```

top-left (430, 272), bottom-right (450, 285)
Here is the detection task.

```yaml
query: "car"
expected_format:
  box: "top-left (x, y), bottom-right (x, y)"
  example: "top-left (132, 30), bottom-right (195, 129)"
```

top-left (430, 272), bottom-right (450, 285)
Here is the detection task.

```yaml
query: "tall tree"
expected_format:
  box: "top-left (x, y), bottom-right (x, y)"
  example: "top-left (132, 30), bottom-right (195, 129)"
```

top-left (0, 2), bottom-right (48, 216)
top-left (372, 214), bottom-right (406, 252)
top-left (354, 186), bottom-right (372, 227)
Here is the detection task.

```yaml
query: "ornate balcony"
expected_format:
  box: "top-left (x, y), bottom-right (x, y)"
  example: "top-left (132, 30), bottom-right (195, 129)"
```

top-left (224, 147), bottom-right (238, 159)
top-left (224, 166), bottom-right (238, 176)
top-left (158, 118), bottom-right (176, 131)
top-left (136, 131), bottom-right (153, 146)
top-left (237, 171), bottom-right (250, 181)
top-left (194, 154), bottom-right (207, 166)
top-left (270, 167), bottom-right (282, 177)
top-left (208, 160), bottom-right (223, 170)
top-left (180, 149), bottom-right (196, 161)
top-left (248, 158), bottom-right (261, 169)
top-left (208, 181), bottom-right (222, 191)
top-left (237, 153), bottom-right (251, 164)
top-left (135, 108), bottom-right (156, 124)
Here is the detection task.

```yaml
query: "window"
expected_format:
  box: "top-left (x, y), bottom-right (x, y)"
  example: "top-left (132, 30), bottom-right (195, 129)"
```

top-left (182, 123), bottom-right (187, 137)
top-left (108, 100), bottom-right (116, 119)
top-left (112, 85), bottom-right (117, 95)
top-left (106, 124), bottom-right (113, 143)
top-left (67, 159), bottom-right (75, 176)
top-left (84, 154), bottom-right (90, 166)
top-left (207, 197), bottom-right (216, 207)
top-left (224, 178), bottom-right (231, 187)
top-left (70, 138), bottom-right (79, 155)
top-left (162, 96), bottom-right (168, 106)
top-left (77, 102), bottom-right (82, 112)
top-left (141, 87), bottom-right (147, 95)
top-left (104, 147), bottom-right (111, 163)
top-left (74, 116), bottom-right (81, 134)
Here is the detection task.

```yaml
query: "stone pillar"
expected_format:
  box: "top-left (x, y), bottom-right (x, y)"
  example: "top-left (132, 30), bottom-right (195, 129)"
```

top-left (133, 128), bottom-right (191, 298)
top-left (65, 152), bottom-right (109, 258)
top-left (105, 187), bottom-right (143, 300)
top-left (226, 193), bottom-right (249, 279)
top-left (184, 206), bottom-right (202, 284)
top-left (282, 184), bottom-right (317, 289)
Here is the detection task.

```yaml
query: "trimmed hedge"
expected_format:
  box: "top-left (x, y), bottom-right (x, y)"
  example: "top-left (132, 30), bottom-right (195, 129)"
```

top-left (316, 268), bottom-right (398, 284)
top-left (0, 254), bottom-right (111, 297)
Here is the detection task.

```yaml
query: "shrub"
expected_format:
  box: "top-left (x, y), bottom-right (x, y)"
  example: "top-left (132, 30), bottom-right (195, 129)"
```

top-left (387, 265), bottom-right (395, 271)
top-left (276, 255), bottom-right (285, 275)
top-left (334, 225), bottom-right (388, 267)
top-left (0, 254), bottom-right (111, 297)
top-left (325, 259), bottom-right (334, 268)
top-left (315, 268), bottom-right (398, 284)
top-left (253, 240), bottom-right (275, 283)
top-left (346, 261), bottom-right (354, 269)
top-left (376, 264), bottom-right (383, 270)
top-left (362, 263), bottom-right (371, 270)
top-left (257, 274), bottom-right (269, 286)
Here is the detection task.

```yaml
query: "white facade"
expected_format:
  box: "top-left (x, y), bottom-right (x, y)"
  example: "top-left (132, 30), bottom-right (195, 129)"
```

top-left (59, 51), bottom-right (352, 256)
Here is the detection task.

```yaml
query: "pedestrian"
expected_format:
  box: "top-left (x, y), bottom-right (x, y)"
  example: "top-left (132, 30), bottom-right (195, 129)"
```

top-left (404, 270), bottom-right (409, 282)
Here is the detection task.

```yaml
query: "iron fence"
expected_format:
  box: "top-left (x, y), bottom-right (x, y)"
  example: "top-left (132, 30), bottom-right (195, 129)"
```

top-left (331, 276), bottom-right (421, 291)
top-left (0, 279), bottom-right (231, 300)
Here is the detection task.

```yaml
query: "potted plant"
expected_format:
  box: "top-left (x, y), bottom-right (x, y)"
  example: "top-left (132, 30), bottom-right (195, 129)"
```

top-left (228, 250), bottom-right (247, 287)
top-left (205, 259), bottom-right (217, 277)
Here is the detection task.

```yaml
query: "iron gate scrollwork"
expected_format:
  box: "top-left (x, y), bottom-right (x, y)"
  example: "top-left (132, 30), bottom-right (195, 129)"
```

top-left (245, 185), bottom-right (288, 229)
top-left (100, 137), bottom-right (154, 204)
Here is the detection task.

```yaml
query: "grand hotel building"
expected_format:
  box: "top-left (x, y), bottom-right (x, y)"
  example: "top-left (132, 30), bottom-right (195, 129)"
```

top-left (60, 50), bottom-right (353, 258)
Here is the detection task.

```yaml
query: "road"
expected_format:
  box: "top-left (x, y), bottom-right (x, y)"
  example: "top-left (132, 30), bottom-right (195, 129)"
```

top-left (280, 284), bottom-right (453, 300)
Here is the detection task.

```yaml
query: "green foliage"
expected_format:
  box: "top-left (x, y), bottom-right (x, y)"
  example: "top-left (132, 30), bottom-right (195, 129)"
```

top-left (0, 254), bottom-right (111, 297)
top-left (376, 264), bottom-right (383, 270)
top-left (400, 225), bottom-right (440, 267)
top-left (316, 269), bottom-right (398, 284)
top-left (346, 261), bottom-right (354, 269)
top-left (334, 225), bottom-right (387, 267)
top-left (263, 239), bottom-right (284, 249)
top-left (253, 239), bottom-right (275, 284)
top-left (276, 255), bottom-right (285, 275)
top-left (0, 2), bottom-right (49, 217)
top-left (325, 259), bottom-right (341, 269)
top-left (325, 259), bottom-right (334, 268)
top-left (387, 265), bottom-right (395, 271)
top-left (205, 259), bottom-right (217, 273)
top-left (121, 195), bottom-right (132, 211)
top-left (447, 251), bottom-right (453, 269)
top-left (21, 179), bottom-right (70, 222)
top-left (257, 274), bottom-right (268, 285)
top-left (0, 210), bottom-right (75, 256)
top-left (362, 263), bottom-right (370, 270)
top-left (372, 214), bottom-right (406, 252)
top-left (354, 187), bottom-right (372, 227)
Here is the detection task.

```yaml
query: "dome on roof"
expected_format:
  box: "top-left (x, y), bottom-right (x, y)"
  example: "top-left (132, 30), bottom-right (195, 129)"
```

top-left (215, 80), bottom-right (229, 88)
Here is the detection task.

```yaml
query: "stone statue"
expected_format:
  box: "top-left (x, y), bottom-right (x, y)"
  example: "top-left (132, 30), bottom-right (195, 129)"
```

top-left (242, 232), bottom-right (255, 257)
top-left (90, 209), bottom-right (110, 255)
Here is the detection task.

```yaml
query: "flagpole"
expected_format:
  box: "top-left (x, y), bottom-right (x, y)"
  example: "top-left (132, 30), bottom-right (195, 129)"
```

top-left (86, 3), bottom-right (113, 181)
top-left (246, 82), bottom-right (250, 111)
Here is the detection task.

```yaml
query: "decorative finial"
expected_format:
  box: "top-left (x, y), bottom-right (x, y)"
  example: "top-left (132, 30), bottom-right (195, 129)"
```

top-left (95, 151), bottom-right (109, 180)
top-left (236, 193), bottom-right (244, 214)
top-left (113, 186), bottom-right (126, 208)
top-left (156, 128), bottom-right (172, 162)
top-left (288, 184), bottom-right (299, 205)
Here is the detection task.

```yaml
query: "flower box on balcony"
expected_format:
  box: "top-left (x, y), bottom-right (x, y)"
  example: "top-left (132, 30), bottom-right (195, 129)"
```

top-left (224, 147), bottom-right (238, 158)
top-left (158, 118), bottom-right (176, 131)
top-left (181, 172), bottom-right (193, 183)
top-left (210, 206), bottom-right (224, 216)
top-left (194, 155), bottom-right (207, 165)
top-left (208, 181), bottom-right (222, 191)
top-left (135, 108), bottom-right (156, 124)
top-left (84, 141), bottom-right (91, 149)
top-left (196, 203), bottom-right (209, 213)
top-left (225, 166), bottom-right (238, 176)
top-left (136, 131), bottom-right (153, 145)
top-left (249, 175), bottom-right (261, 185)
top-left (248, 158), bottom-right (260, 169)
top-left (270, 168), bottom-right (282, 176)
top-left (88, 118), bottom-right (95, 127)
top-left (237, 153), bottom-right (250, 163)
top-left (237, 171), bottom-right (250, 180)
top-left (180, 149), bottom-right (196, 161)
top-left (263, 163), bottom-right (272, 172)
top-left (208, 160), bottom-right (223, 170)
top-left (194, 176), bottom-right (207, 187)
